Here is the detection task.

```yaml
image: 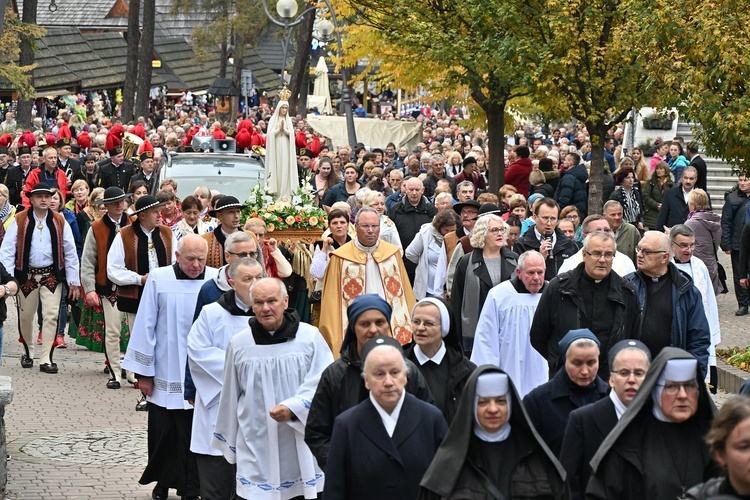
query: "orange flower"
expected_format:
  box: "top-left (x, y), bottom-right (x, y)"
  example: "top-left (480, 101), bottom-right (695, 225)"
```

top-left (295, 215), bottom-right (303, 223)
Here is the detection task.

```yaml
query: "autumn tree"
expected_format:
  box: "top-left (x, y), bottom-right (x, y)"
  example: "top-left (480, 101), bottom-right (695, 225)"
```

top-left (0, 7), bottom-right (42, 101)
top-left (337, 0), bottom-right (534, 193)
top-left (518, 0), bottom-right (676, 215)
top-left (650, 0), bottom-right (750, 176)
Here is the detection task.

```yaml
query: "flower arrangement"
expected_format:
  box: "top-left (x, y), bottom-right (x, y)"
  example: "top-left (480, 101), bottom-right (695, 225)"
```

top-left (241, 182), bottom-right (327, 232)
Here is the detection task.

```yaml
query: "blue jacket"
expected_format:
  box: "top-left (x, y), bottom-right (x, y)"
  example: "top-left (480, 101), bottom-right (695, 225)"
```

top-left (554, 163), bottom-right (588, 216)
top-left (668, 155), bottom-right (690, 182)
top-left (626, 264), bottom-right (710, 378)
top-left (62, 207), bottom-right (82, 259)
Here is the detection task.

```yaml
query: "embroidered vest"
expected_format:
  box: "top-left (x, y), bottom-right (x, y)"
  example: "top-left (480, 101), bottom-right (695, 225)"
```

top-left (203, 228), bottom-right (228, 269)
top-left (14, 210), bottom-right (67, 283)
top-left (117, 224), bottom-right (173, 312)
top-left (91, 215), bottom-right (131, 295)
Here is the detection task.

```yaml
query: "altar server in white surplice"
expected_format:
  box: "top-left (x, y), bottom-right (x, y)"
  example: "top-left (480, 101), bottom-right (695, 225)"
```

top-left (187, 257), bottom-right (263, 500)
top-left (212, 277), bottom-right (334, 500)
top-left (122, 234), bottom-right (218, 499)
top-left (471, 251), bottom-right (549, 398)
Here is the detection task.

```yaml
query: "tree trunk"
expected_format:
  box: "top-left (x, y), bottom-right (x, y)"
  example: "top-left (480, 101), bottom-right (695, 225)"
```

top-left (219, 39), bottom-right (228, 79)
top-left (16, 0), bottom-right (38, 128)
top-left (587, 122), bottom-right (607, 216)
top-left (288, 7), bottom-right (315, 116)
top-left (231, 35), bottom-right (245, 122)
top-left (486, 100), bottom-right (506, 195)
top-left (135, 0), bottom-right (155, 119)
top-left (297, 69), bottom-right (309, 118)
top-left (122, 0), bottom-right (140, 123)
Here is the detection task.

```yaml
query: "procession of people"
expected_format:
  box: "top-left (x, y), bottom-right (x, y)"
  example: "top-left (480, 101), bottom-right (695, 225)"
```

top-left (0, 102), bottom-right (748, 500)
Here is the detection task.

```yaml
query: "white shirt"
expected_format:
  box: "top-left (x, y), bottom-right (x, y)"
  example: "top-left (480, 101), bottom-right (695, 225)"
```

top-left (369, 389), bottom-right (406, 437)
top-left (107, 227), bottom-right (178, 286)
top-left (413, 342), bottom-right (447, 365)
top-left (0, 210), bottom-right (80, 286)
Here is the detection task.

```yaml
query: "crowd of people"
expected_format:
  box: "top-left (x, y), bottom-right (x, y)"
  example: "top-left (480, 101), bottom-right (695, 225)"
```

top-left (0, 102), bottom-right (749, 500)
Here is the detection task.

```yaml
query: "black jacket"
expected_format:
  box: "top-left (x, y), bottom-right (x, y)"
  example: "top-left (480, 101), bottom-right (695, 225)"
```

top-left (390, 196), bottom-right (438, 249)
top-left (323, 393), bottom-right (448, 500)
top-left (514, 227), bottom-right (580, 281)
top-left (304, 340), bottom-right (434, 471)
top-left (686, 477), bottom-right (738, 499)
top-left (0, 262), bottom-right (16, 324)
top-left (404, 344), bottom-right (475, 424)
top-left (529, 263), bottom-right (641, 380)
top-left (1, 165), bottom-right (24, 207)
top-left (98, 159), bottom-right (135, 190)
top-left (721, 185), bottom-right (750, 251)
top-left (560, 397), bottom-right (617, 500)
top-left (554, 163), bottom-right (588, 215)
top-left (689, 155), bottom-right (708, 191)
top-left (129, 171), bottom-right (156, 194)
top-left (655, 184), bottom-right (690, 231)
top-left (523, 368), bottom-right (609, 457)
top-left (423, 173), bottom-right (456, 199)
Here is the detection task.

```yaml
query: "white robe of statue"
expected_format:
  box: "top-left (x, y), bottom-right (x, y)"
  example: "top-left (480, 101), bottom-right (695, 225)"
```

top-left (264, 100), bottom-right (299, 201)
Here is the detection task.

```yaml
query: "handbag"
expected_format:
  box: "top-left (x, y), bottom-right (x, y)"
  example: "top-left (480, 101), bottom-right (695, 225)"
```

top-left (712, 237), bottom-right (729, 294)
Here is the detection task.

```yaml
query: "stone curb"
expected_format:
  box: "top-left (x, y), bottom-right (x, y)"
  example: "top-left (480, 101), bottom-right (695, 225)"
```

top-left (718, 359), bottom-right (749, 394)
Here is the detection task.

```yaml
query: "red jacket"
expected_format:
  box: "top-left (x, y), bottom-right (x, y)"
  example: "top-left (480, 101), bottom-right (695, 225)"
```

top-left (504, 157), bottom-right (533, 197)
top-left (22, 166), bottom-right (70, 208)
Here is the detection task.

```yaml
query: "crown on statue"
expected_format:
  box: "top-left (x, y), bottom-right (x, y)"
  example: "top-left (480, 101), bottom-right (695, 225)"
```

top-left (278, 85), bottom-right (292, 102)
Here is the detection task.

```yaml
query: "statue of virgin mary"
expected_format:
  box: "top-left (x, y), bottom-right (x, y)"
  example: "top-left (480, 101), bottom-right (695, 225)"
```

top-left (264, 86), bottom-right (299, 201)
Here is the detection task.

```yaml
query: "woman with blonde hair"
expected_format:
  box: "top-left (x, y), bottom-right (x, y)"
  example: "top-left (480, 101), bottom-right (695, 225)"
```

top-left (629, 147), bottom-right (650, 185)
top-left (0, 183), bottom-right (16, 234)
top-left (66, 179), bottom-right (90, 215)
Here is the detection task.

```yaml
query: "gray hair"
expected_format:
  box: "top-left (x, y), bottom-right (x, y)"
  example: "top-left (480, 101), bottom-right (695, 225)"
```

top-left (517, 250), bottom-right (546, 271)
top-left (389, 169), bottom-right (403, 180)
top-left (456, 180), bottom-right (474, 191)
top-left (602, 200), bottom-right (623, 213)
top-left (355, 206), bottom-right (380, 223)
top-left (434, 192), bottom-right (453, 206)
top-left (228, 257), bottom-right (263, 280)
top-left (583, 230), bottom-right (616, 252)
top-left (249, 277), bottom-right (288, 301)
top-left (683, 165), bottom-right (698, 177)
top-left (642, 230), bottom-right (672, 257)
top-left (225, 230), bottom-right (255, 253)
top-left (470, 214), bottom-right (505, 248)
top-left (567, 338), bottom-right (600, 355)
top-left (669, 224), bottom-right (695, 243)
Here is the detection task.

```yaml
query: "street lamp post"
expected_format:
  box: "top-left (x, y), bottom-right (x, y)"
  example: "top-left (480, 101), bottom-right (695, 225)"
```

top-left (260, 0), bottom-right (357, 148)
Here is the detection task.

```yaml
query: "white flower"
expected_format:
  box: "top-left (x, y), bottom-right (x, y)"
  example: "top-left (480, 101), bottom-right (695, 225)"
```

top-left (292, 195), bottom-right (302, 206)
top-left (263, 196), bottom-right (274, 206)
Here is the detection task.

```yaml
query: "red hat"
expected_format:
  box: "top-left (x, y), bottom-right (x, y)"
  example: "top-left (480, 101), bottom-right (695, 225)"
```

top-left (138, 139), bottom-right (155, 162)
top-left (0, 134), bottom-right (12, 148)
top-left (56, 122), bottom-right (72, 140)
top-left (106, 133), bottom-right (122, 156)
top-left (235, 128), bottom-right (252, 150)
top-left (132, 123), bottom-right (146, 140)
top-left (238, 119), bottom-right (253, 131)
top-left (110, 123), bottom-right (125, 140)
top-left (76, 132), bottom-right (91, 151)
top-left (251, 129), bottom-right (266, 147)
top-left (212, 128), bottom-right (227, 140)
top-left (19, 130), bottom-right (36, 148)
top-left (295, 130), bottom-right (307, 149)
top-left (45, 133), bottom-right (56, 146)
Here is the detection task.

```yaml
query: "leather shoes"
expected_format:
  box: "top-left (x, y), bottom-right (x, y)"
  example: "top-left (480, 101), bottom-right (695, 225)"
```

top-left (20, 354), bottom-right (33, 368)
top-left (39, 363), bottom-right (58, 374)
top-left (151, 485), bottom-right (168, 499)
top-left (737, 306), bottom-right (748, 316)
top-left (106, 379), bottom-right (121, 389)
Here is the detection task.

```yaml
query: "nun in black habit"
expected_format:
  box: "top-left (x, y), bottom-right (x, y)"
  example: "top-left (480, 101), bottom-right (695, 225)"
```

top-left (419, 365), bottom-right (569, 499)
top-left (404, 297), bottom-right (476, 424)
top-left (586, 347), bottom-right (721, 499)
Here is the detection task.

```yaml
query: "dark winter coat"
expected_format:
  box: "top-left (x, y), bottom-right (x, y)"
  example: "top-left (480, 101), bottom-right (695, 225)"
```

top-left (323, 393), bottom-right (448, 500)
top-left (627, 264), bottom-right (711, 379)
top-left (390, 196), bottom-right (438, 250)
top-left (554, 163), bottom-right (588, 215)
top-left (720, 185), bottom-right (750, 251)
top-left (641, 174), bottom-right (674, 230)
top-left (655, 184), bottom-right (691, 231)
top-left (304, 339), bottom-right (433, 471)
top-left (529, 263), bottom-right (641, 380)
top-left (505, 157), bottom-right (534, 197)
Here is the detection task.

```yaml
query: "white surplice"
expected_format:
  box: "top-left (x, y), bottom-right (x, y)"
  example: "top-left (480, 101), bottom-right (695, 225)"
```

top-left (211, 323), bottom-right (334, 500)
top-left (187, 300), bottom-right (252, 455)
top-left (471, 280), bottom-right (548, 398)
top-left (122, 264), bottom-right (218, 410)
top-left (674, 257), bottom-right (722, 371)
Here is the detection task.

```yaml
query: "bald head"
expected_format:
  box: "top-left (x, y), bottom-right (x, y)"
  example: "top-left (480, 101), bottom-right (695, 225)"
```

top-left (176, 234), bottom-right (208, 278)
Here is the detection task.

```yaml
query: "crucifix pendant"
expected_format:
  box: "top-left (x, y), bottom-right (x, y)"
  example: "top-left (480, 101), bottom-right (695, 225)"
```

top-left (678, 486), bottom-right (687, 499)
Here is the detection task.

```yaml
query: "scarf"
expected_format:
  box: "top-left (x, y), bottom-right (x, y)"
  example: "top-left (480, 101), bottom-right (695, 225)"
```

top-left (217, 290), bottom-right (254, 316)
top-left (0, 202), bottom-right (10, 224)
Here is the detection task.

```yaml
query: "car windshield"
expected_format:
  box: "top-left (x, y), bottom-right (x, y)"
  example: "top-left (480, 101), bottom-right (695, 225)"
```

top-left (160, 155), bottom-right (264, 202)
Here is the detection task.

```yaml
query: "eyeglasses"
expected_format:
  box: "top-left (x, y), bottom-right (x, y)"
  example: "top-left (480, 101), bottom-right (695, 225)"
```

top-left (356, 224), bottom-right (380, 231)
top-left (488, 227), bottom-right (505, 235)
top-left (673, 242), bottom-right (696, 250)
top-left (636, 246), bottom-right (667, 256)
top-left (613, 369), bottom-right (647, 379)
top-left (584, 250), bottom-right (615, 260)
top-left (662, 381), bottom-right (699, 395)
top-left (565, 215), bottom-right (580, 220)
top-left (411, 319), bottom-right (440, 328)
top-left (228, 251), bottom-right (258, 258)
top-left (537, 216), bottom-right (558, 224)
